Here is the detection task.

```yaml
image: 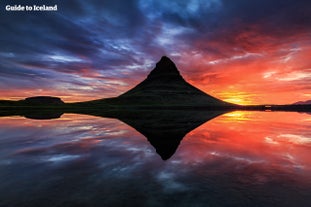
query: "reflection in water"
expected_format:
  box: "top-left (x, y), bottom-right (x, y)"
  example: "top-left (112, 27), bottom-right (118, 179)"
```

top-left (112, 110), bottom-right (225, 160)
top-left (0, 111), bottom-right (310, 206)
top-left (0, 109), bottom-right (63, 120)
top-left (183, 111), bottom-right (311, 171)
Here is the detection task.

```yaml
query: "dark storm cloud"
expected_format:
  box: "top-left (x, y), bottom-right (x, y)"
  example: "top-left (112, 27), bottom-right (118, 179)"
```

top-left (1, 0), bottom-right (144, 60)
top-left (217, 0), bottom-right (311, 41)
top-left (221, 0), bottom-right (311, 25)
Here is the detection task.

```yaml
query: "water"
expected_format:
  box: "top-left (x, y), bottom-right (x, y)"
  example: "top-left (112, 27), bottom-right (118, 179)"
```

top-left (0, 111), bottom-right (310, 207)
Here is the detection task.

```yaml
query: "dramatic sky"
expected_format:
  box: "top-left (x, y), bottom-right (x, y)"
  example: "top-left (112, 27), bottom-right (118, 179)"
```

top-left (1, 0), bottom-right (311, 104)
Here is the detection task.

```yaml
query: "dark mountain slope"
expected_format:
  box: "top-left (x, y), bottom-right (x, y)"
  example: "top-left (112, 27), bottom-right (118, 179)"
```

top-left (98, 56), bottom-right (233, 107)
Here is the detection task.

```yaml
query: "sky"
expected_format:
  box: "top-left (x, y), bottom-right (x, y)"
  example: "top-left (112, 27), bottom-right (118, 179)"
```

top-left (0, 0), bottom-right (311, 104)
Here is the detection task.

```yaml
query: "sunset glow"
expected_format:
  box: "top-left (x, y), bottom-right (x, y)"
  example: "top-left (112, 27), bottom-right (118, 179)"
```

top-left (1, 0), bottom-right (311, 104)
top-left (182, 111), bottom-right (311, 172)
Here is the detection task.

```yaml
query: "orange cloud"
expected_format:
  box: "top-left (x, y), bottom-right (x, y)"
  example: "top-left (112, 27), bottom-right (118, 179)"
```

top-left (175, 29), bottom-right (311, 105)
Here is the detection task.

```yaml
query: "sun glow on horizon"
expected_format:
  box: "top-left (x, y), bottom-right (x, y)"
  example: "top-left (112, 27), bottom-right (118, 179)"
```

top-left (215, 91), bottom-right (253, 105)
top-left (223, 97), bottom-right (250, 105)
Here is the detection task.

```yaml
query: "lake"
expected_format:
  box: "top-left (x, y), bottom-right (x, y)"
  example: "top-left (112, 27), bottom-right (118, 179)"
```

top-left (0, 111), bottom-right (310, 207)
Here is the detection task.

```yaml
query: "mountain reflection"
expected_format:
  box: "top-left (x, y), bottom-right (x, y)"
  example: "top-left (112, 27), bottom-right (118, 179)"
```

top-left (0, 109), bottom-right (228, 160)
top-left (1, 111), bottom-right (311, 207)
top-left (106, 110), bottom-right (227, 160)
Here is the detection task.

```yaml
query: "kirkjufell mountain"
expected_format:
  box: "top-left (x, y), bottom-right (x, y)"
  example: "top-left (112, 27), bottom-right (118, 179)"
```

top-left (87, 56), bottom-right (233, 107)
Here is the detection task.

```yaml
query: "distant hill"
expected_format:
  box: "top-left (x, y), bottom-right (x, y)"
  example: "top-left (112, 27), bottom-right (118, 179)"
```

top-left (0, 96), bottom-right (64, 107)
top-left (23, 96), bottom-right (64, 105)
top-left (294, 100), bottom-right (311, 105)
top-left (86, 56), bottom-right (233, 108)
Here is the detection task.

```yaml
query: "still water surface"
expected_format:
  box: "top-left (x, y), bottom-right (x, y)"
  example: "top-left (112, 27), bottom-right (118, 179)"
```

top-left (0, 111), bottom-right (310, 207)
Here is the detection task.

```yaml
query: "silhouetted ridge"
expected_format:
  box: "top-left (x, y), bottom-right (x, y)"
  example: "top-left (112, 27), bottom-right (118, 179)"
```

top-left (116, 56), bottom-right (232, 107)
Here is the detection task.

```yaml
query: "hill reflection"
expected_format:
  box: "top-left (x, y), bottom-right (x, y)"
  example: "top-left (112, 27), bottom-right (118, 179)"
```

top-left (0, 109), bottom-right (228, 160)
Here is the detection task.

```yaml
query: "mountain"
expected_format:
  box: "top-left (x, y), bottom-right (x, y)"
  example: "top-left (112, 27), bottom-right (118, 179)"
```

top-left (294, 100), bottom-right (311, 105)
top-left (92, 56), bottom-right (233, 108)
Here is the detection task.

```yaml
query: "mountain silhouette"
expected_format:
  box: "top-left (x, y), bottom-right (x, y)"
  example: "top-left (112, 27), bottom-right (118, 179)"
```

top-left (116, 56), bottom-right (231, 107)
top-left (85, 56), bottom-right (233, 108)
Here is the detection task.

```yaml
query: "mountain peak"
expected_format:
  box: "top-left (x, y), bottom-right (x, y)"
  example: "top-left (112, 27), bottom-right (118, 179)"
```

top-left (117, 56), bottom-right (231, 107)
top-left (147, 56), bottom-right (181, 80)
top-left (157, 56), bottom-right (175, 66)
